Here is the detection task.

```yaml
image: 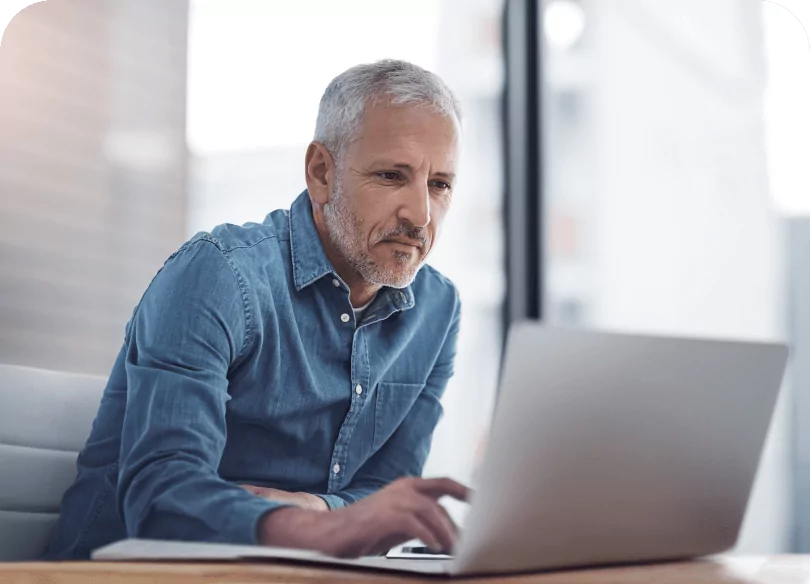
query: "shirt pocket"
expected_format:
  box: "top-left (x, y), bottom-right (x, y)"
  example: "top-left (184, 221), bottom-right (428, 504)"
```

top-left (373, 382), bottom-right (425, 451)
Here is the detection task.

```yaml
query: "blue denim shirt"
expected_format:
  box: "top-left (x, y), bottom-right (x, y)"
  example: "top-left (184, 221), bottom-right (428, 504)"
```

top-left (44, 191), bottom-right (460, 560)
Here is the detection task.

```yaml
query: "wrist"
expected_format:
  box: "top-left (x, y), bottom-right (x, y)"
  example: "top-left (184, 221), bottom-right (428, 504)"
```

top-left (259, 506), bottom-right (326, 549)
top-left (258, 507), bottom-right (308, 547)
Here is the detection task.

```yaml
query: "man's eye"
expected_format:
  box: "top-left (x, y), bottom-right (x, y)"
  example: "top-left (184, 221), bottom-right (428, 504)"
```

top-left (431, 180), bottom-right (452, 191)
top-left (377, 171), bottom-right (400, 181)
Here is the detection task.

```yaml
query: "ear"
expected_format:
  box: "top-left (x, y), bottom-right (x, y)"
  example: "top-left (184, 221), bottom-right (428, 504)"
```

top-left (305, 141), bottom-right (336, 206)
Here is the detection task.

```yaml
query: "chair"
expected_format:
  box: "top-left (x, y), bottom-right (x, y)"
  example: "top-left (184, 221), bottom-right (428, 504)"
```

top-left (0, 364), bottom-right (105, 561)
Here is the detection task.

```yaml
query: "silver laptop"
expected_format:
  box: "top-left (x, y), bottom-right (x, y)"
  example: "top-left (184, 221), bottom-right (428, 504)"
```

top-left (94, 324), bottom-right (789, 577)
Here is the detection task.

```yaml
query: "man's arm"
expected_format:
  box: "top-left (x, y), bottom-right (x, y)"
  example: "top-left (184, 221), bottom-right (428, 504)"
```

top-left (318, 295), bottom-right (462, 510)
top-left (117, 239), bottom-right (286, 544)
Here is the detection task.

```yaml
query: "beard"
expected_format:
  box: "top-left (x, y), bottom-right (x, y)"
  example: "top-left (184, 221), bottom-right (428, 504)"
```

top-left (323, 175), bottom-right (429, 289)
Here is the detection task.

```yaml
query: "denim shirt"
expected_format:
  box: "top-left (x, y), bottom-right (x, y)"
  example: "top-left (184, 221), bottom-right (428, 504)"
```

top-left (44, 191), bottom-right (460, 560)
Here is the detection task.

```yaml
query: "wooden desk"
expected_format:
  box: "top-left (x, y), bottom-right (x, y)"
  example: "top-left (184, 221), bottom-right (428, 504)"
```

top-left (1, 556), bottom-right (809, 584)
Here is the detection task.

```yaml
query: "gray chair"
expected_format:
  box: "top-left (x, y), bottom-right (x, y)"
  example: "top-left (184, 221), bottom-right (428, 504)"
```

top-left (0, 364), bottom-right (105, 561)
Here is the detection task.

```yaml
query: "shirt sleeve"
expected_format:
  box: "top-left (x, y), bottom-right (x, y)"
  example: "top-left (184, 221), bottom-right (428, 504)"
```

top-left (117, 238), bottom-right (286, 544)
top-left (319, 293), bottom-right (462, 510)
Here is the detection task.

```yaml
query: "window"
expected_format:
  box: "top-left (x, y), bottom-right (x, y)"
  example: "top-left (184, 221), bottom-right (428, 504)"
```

top-left (761, 0), bottom-right (810, 552)
top-left (541, 0), bottom-right (810, 552)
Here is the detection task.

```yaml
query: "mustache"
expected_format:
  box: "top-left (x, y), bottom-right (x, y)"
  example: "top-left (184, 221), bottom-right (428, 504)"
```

top-left (376, 223), bottom-right (431, 249)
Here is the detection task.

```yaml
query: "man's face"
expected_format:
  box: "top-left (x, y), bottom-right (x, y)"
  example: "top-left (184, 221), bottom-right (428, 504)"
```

top-left (323, 103), bottom-right (459, 289)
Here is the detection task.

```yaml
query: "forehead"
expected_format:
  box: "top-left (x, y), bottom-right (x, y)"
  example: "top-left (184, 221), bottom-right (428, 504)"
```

top-left (346, 103), bottom-right (460, 170)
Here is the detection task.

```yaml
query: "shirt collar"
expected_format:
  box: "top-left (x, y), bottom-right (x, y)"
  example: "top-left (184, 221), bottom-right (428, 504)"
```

top-left (289, 190), bottom-right (336, 291)
top-left (383, 287), bottom-right (415, 311)
top-left (288, 190), bottom-right (416, 312)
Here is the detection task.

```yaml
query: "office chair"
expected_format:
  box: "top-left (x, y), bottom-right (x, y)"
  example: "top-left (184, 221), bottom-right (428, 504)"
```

top-left (0, 364), bottom-right (104, 560)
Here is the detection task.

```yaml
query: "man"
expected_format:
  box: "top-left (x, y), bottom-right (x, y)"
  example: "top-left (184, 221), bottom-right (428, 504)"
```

top-left (45, 59), bottom-right (467, 560)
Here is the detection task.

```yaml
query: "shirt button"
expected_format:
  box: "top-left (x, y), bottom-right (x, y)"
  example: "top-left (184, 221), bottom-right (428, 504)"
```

top-left (332, 278), bottom-right (340, 287)
top-left (333, 464), bottom-right (341, 474)
top-left (355, 384), bottom-right (363, 395)
top-left (340, 313), bottom-right (350, 323)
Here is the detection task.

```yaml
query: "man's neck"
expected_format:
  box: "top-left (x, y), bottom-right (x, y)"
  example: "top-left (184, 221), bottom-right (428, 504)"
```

top-left (334, 265), bottom-right (380, 308)
top-left (334, 262), bottom-right (380, 308)
top-left (346, 280), bottom-right (380, 309)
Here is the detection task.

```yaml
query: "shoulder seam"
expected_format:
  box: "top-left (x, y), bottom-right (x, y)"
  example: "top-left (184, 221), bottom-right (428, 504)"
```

top-left (218, 233), bottom-right (279, 252)
top-left (190, 236), bottom-right (255, 361)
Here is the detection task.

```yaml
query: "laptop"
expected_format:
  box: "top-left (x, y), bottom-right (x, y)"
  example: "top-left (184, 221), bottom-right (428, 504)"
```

top-left (93, 324), bottom-right (789, 577)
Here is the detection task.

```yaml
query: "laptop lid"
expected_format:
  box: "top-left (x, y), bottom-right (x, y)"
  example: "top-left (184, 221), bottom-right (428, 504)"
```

top-left (451, 324), bottom-right (788, 576)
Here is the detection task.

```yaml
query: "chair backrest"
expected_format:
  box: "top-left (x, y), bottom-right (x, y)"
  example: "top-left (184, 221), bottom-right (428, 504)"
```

top-left (0, 364), bottom-right (105, 561)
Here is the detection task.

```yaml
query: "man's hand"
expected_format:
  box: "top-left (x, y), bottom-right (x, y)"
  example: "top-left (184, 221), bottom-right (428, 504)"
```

top-left (242, 485), bottom-right (328, 512)
top-left (258, 477), bottom-right (469, 558)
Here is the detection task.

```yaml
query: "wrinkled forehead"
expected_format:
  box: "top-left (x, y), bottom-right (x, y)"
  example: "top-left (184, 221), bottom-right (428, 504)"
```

top-left (346, 103), bottom-right (460, 173)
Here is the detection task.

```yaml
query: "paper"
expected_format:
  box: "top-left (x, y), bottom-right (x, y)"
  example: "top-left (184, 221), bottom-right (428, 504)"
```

top-left (92, 539), bottom-right (451, 575)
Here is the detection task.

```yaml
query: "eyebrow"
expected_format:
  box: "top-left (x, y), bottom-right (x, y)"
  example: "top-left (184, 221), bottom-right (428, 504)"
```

top-left (384, 162), bottom-right (456, 182)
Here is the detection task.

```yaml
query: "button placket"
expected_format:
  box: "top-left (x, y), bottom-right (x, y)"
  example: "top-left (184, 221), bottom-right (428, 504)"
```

top-left (327, 328), bottom-right (369, 493)
top-left (325, 276), bottom-right (361, 492)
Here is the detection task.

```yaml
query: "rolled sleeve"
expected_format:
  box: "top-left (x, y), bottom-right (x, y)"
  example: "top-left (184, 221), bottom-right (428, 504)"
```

top-left (315, 494), bottom-right (349, 510)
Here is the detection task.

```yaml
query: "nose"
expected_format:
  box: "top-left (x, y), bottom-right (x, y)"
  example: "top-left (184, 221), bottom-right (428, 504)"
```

top-left (398, 184), bottom-right (431, 228)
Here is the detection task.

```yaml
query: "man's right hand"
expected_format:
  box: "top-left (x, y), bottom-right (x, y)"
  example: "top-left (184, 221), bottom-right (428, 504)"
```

top-left (258, 477), bottom-right (469, 558)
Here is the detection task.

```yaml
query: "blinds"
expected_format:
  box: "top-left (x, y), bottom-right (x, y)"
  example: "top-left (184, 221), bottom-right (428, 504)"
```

top-left (0, 0), bottom-right (189, 374)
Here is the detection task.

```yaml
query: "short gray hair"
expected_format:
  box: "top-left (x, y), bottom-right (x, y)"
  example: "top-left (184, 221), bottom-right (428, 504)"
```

top-left (314, 59), bottom-right (462, 165)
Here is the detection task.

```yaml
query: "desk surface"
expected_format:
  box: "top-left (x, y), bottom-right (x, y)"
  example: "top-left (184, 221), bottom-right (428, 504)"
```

top-left (1, 556), bottom-right (809, 584)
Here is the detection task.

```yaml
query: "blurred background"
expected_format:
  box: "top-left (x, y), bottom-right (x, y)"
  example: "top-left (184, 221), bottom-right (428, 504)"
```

top-left (0, 0), bottom-right (808, 554)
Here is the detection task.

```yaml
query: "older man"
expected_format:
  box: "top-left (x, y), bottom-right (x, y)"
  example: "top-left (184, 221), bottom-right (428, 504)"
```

top-left (45, 60), bottom-right (466, 560)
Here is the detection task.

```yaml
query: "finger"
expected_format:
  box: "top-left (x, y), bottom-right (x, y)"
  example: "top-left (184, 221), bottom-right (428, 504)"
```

top-left (360, 514), bottom-right (439, 557)
top-left (412, 477), bottom-right (470, 502)
top-left (397, 514), bottom-right (443, 552)
top-left (439, 503), bottom-right (459, 536)
top-left (411, 496), bottom-right (456, 552)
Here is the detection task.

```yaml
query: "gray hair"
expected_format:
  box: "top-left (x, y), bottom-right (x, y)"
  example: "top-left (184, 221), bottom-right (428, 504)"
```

top-left (313, 59), bottom-right (462, 165)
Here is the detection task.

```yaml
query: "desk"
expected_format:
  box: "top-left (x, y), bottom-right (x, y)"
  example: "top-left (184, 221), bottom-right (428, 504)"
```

top-left (1, 556), bottom-right (809, 584)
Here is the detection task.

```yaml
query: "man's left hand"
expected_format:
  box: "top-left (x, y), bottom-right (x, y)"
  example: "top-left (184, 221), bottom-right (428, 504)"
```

top-left (241, 485), bottom-right (329, 511)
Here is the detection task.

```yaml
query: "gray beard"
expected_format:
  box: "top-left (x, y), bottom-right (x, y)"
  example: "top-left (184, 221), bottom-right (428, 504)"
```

top-left (323, 179), bottom-right (420, 289)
